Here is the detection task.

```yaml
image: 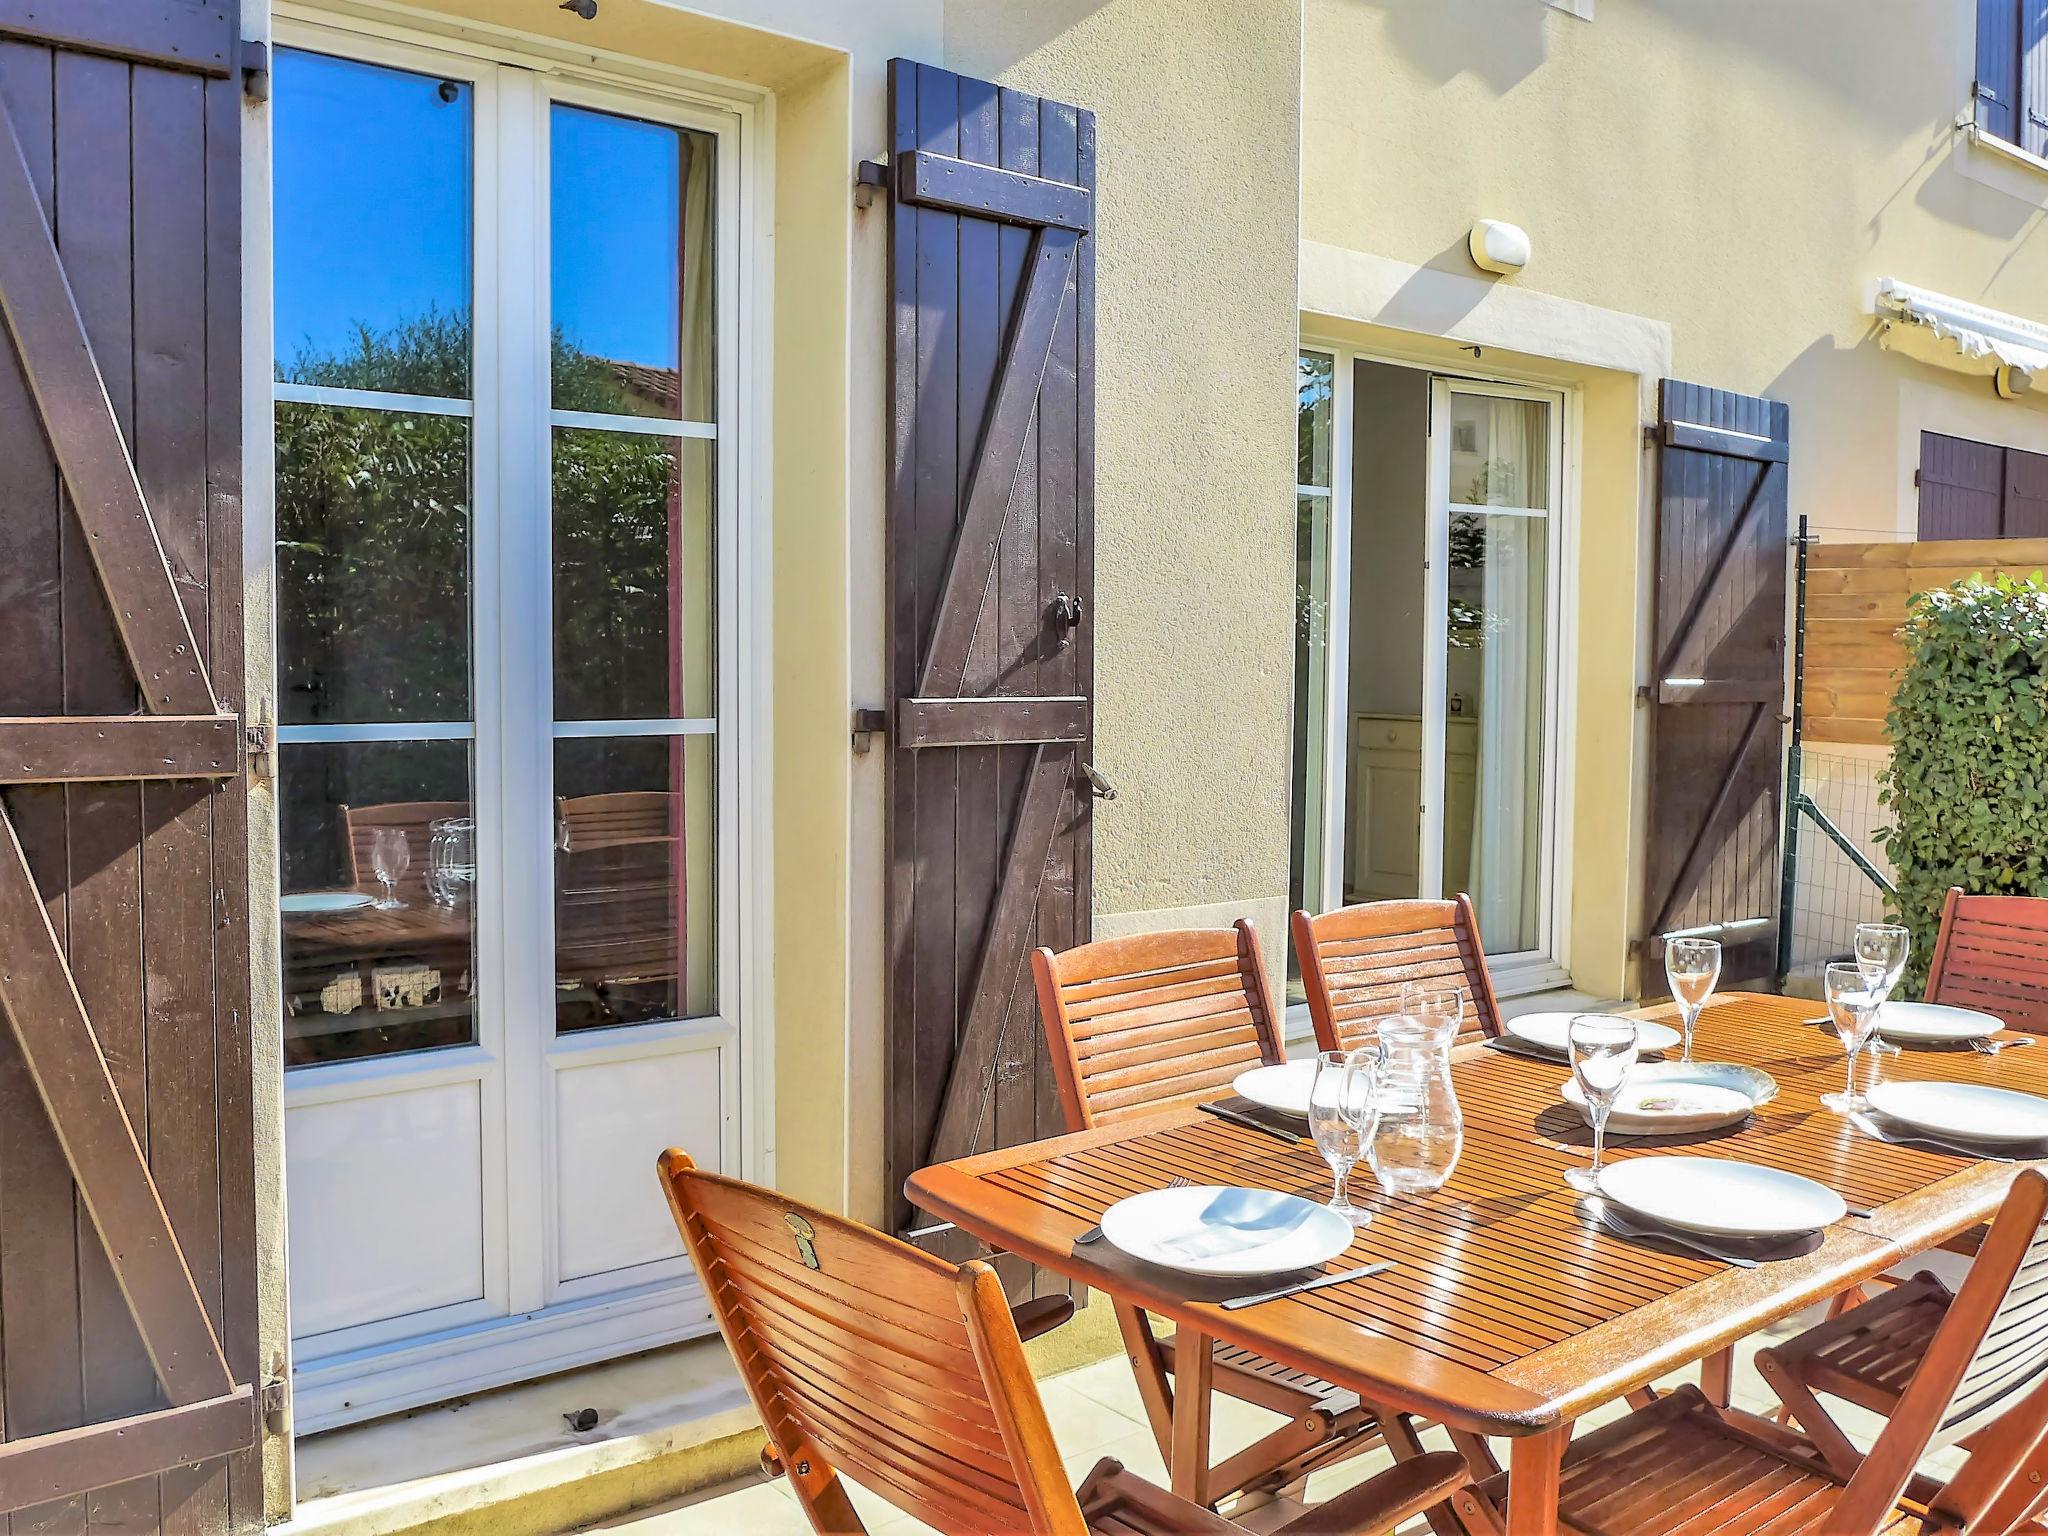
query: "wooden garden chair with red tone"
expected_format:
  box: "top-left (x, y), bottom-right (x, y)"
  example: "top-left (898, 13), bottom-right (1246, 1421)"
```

top-left (1291, 896), bottom-right (1506, 1057)
top-left (655, 1150), bottom-right (1469, 1536)
top-left (1030, 922), bottom-right (1408, 1506)
top-left (1463, 1169), bottom-right (2048, 1536)
top-left (1926, 887), bottom-right (2048, 1038)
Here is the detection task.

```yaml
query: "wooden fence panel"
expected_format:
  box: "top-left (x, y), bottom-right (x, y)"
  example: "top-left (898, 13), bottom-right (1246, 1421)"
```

top-left (1804, 537), bottom-right (2048, 745)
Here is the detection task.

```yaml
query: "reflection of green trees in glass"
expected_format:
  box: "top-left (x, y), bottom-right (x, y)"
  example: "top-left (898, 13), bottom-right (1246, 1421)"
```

top-left (276, 310), bottom-right (689, 727)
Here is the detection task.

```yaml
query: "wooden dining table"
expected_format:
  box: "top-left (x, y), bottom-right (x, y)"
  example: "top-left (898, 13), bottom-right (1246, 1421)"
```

top-left (905, 991), bottom-right (2048, 1536)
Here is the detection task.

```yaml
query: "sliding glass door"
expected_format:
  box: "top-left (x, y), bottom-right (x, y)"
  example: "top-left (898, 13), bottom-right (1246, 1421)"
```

top-left (1289, 351), bottom-right (1567, 987)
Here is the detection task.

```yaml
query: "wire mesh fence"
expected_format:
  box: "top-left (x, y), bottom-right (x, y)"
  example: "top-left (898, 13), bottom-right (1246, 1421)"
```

top-left (1782, 745), bottom-right (1894, 987)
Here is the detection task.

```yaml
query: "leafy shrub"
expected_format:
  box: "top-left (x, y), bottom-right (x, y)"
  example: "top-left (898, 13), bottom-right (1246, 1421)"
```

top-left (1875, 573), bottom-right (2048, 994)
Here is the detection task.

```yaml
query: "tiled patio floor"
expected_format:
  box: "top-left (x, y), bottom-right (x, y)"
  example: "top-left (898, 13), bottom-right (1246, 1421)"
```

top-left (578, 1267), bottom-right (1968, 1535)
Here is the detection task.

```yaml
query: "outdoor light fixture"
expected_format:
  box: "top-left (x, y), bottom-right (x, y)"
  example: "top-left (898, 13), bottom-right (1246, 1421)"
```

top-left (1468, 219), bottom-right (1531, 276)
top-left (559, 0), bottom-right (598, 18)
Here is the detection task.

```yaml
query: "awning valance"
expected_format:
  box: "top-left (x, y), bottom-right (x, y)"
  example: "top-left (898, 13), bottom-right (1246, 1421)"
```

top-left (1875, 277), bottom-right (2048, 396)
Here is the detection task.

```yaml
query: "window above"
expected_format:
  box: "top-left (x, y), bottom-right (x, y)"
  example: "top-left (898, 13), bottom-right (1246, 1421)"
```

top-left (1974, 0), bottom-right (2048, 159)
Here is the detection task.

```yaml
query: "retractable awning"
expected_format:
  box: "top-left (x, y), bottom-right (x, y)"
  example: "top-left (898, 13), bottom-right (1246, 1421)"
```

top-left (1875, 276), bottom-right (2048, 396)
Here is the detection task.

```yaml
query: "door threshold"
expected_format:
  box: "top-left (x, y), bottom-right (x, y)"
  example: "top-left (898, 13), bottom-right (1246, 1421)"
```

top-left (276, 1338), bottom-right (759, 1536)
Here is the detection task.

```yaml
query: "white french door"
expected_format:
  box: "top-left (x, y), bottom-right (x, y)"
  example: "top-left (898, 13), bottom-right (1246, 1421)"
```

top-left (268, 17), bottom-right (748, 1429)
top-left (1290, 350), bottom-right (1570, 993)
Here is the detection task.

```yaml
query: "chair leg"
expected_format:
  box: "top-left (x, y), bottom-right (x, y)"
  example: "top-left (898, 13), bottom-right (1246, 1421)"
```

top-left (1381, 1413), bottom-right (1477, 1536)
top-left (1114, 1300), bottom-right (1175, 1459)
top-left (1753, 1344), bottom-right (1863, 1479)
top-left (1625, 1387), bottom-right (1658, 1410)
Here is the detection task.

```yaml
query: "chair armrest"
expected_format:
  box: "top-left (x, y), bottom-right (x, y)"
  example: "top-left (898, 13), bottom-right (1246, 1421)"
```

top-left (1010, 1293), bottom-right (1077, 1343)
top-left (1274, 1450), bottom-right (1469, 1536)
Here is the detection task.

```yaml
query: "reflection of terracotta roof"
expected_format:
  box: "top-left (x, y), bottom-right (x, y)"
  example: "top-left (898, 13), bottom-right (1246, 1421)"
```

top-left (607, 359), bottom-right (681, 413)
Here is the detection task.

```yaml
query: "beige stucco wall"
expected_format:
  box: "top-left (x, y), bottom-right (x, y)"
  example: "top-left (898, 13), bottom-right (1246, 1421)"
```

top-left (1304, 0), bottom-right (2048, 541)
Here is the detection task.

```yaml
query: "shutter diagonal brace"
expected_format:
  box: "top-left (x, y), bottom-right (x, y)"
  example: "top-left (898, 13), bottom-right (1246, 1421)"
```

top-left (915, 226), bottom-right (1080, 701)
top-left (0, 99), bottom-right (218, 718)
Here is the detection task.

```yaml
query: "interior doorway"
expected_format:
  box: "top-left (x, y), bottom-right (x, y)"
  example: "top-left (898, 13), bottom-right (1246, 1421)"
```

top-left (1290, 350), bottom-right (1572, 997)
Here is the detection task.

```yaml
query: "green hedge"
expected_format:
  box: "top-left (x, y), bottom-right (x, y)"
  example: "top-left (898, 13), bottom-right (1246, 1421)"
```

top-left (1875, 573), bottom-right (2048, 995)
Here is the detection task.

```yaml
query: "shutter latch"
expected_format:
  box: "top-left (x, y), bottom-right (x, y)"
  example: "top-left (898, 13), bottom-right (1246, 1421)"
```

top-left (1080, 762), bottom-right (1117, 801)
top-left (850, 707), bottom-right (888, 755)
top-left (261, 1350), bottom-right (290, 1437)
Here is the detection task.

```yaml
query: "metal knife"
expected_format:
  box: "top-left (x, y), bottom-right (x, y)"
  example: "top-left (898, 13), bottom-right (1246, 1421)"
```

top-left (1598, 1206), bottom-right (1762, 1269)
top-left (1221, 1259), bottom-right (1397, 1310)
top-left (1849, 1111), bottom-right (2017, 1163)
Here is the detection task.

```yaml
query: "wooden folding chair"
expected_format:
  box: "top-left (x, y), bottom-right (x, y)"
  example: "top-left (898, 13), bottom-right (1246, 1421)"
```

top-left (656, 1150), bottom-right (1468, 1536)
top-left (1291, 896), bottom-right (1505, 1057)
top-left (1926, 887), bottom-right (2048, 1036)
top-left (1462, 1169), bottom-right (2048, 1536)
top-left (1030, 923), bottom-right (1403, 1506)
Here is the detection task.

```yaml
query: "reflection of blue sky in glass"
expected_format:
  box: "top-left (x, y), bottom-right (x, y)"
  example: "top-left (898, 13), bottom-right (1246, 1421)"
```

top-left (273, 49), bottom-right (472, 384)
top-left (551, 105), bottom-right (681, 373)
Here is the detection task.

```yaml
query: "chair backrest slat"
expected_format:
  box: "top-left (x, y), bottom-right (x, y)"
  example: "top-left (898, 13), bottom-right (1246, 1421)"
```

top-left (659, 1152), bottom-right (1086, 1535)
top-left (1032, 922), bottom-right (1284, 1131)
top-left (1292, 895), bottom-right (1504, 1055)
top-left (1940, 1227), bottom-right (2048, 1447)
top-left (1926, 888), bottom-right (2048, 1036)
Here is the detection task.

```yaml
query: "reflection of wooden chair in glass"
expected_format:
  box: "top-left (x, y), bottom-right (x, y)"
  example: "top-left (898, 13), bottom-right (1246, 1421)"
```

top-left (555, 792), bottom-right (682, 1006)
top-left (339, 800), bottom-right (466, 907)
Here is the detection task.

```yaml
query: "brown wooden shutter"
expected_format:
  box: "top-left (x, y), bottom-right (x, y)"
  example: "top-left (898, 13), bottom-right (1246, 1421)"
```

top-left (0, 2), bottom-right (258, 1526)
top-left (1919, 430), bottom-right (2006, 540)
top-left (1980, 0), bottom-right (2024, 143)
top-left (883, 59), bottom-right (1094, 1274)
top-left (1643, 381), bottom-right (1790, 986)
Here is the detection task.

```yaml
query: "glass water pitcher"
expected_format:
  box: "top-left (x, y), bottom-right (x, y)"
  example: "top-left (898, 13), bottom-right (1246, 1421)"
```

top-left (1365, 1013), bottom-right (1464, 1196)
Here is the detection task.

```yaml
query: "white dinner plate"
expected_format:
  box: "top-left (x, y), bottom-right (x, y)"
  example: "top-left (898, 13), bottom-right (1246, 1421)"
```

top-left (1098, 1185), bottom-right (1355, 1277)
top-left (1562, 1062), bottom-right (1777, 1136)
top-left (1596, 1157), bottom-right (1846, 1239)
top-left (280, 890), bottom-right (375, 916)
top-left (1507, 1012), bottom-right (1682, 1058)
top-left (1232, 1059), bottom-right (1317, 1117)
top-left (1873, 1001), bottom-right (2003, 1044)
top-left (1867, 1080), bottom-right (2048, 1146)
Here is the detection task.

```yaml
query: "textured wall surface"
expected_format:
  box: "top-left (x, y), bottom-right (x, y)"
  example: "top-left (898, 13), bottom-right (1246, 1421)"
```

top-left (1303, 0), bottom-right (2048, 541)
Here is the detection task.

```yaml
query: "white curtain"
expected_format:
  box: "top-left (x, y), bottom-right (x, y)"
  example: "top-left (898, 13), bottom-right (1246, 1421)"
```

top-left (1468, 398), bottom-right (1542, 951)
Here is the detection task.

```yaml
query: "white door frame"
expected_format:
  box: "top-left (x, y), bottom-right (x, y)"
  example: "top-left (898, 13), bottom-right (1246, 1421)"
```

top-left (258, 6), bottom-right (775, 1433)
top-left (1296, 342), bottom-right (1577, 991)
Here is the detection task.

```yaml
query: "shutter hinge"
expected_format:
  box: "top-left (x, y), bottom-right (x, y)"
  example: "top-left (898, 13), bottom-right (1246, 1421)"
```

top-left (855, 159), bottom-right (891, 210)
top-left (242, 40), bottom-right (271, 104)
top-left (851, 707), bottom-right (888, 755)
top-left (245, 717), bottom-right (276, 786)
top-left (1974, 78), bottom-right (2000, 102)
top-left (261, 1352), bottom-right (290, 1437)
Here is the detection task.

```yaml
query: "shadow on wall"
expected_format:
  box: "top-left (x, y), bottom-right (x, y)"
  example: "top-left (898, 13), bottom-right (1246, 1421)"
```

top-left (939, 0), bottom-right (1120, 82)
top-left (1373, 234), bottom-right (1507, 337)
top-left (1351, 0), bottom-right (1549, 95)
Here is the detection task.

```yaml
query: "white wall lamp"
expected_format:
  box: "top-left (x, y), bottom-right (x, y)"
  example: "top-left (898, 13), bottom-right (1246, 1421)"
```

top-left (1469, 219), bottom-right (1531, 277)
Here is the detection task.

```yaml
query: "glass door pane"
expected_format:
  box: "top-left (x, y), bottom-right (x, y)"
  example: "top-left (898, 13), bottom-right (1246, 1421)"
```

top-left (1440, 392), bottom-right (1551, 955)
top-left (275, 48), bottom-right (478, 1066)
top-left (548, 102), bottom-right (720, 1035)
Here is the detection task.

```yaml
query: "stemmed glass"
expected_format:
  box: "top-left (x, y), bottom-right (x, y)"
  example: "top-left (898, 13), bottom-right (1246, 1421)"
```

top-left (1400, 981), bottom-right (1465, 1039)
top-left (368, 827), bottom-right (411, 909)
top-left (1565, 1016), bottom-right (1639, 1195)
top-left (1821, 961), bottom-right (1885, 1114)
top-left (1664, 937), bottom-right (1722, 1062)
top-left (1854, 922), bottom-right (1910, 999)
top-left (1308, 1049), bottom-right (1378, 1226)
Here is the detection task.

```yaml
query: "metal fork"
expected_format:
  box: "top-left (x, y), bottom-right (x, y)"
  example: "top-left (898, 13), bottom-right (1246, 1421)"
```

top-left (1076, 1175), bottom-right (1188, 1245)
top-left (1973, 1036), bottom-right (2036, 1056)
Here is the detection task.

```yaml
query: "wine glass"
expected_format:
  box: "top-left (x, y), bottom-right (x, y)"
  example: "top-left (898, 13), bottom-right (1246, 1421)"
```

top-left (1821, 961), bottom-right (1885, 1114)
top-left (368, 827), bottom-right (411, 909)
top-left (1400, 981), bottom-right (1466, 1038)
top-left (1309, 1050), bottom-right (1377, 1225)
top-left (1854, 922), bottom-right (1910, 1000)
top-left (1663, 937), bottom-right (1722, 1062)
top-left (1565, 1016), bottom-right (1639, 1195)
